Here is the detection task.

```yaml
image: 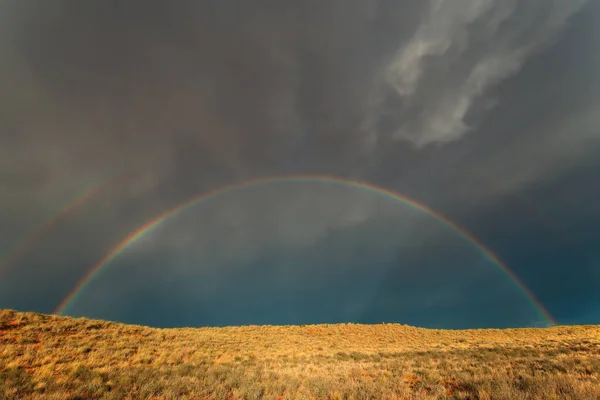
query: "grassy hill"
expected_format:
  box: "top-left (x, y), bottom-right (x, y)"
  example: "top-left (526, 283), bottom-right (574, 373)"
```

top-left (1, 309), bottom-right (600, 399)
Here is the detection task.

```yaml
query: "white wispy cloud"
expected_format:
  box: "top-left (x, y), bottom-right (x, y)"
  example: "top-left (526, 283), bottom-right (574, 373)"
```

top-left (367, 0), bottom-right (588, 146)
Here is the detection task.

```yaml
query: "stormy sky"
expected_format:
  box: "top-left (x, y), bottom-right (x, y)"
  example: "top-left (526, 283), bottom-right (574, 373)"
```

top-left (1, 0), bottom-right (599, 329)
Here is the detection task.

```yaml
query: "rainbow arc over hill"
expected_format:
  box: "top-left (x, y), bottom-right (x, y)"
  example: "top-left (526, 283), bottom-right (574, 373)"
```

top-left (55, 175), bottom-right (556, 326)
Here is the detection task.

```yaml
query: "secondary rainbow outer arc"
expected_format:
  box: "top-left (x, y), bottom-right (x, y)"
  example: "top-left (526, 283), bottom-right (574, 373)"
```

top-left (0, 178), bottom-right (116, 277)
top-left (55, 175), bottom-right (556, 325)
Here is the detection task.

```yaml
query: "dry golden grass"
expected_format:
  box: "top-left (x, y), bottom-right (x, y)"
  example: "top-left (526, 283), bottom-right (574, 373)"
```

top-left (1, 309), bottom-right (600, 399)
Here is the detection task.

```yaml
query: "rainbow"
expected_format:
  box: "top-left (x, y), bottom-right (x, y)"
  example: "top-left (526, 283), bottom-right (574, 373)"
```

top-left (55, 175), bottom-right (556, 325)
top-left (0, 176), bottom-right (117, 277)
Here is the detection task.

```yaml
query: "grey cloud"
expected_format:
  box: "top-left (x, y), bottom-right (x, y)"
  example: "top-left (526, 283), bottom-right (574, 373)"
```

top-left (366, 0), bottom-right (588, 146)
top-left (0, 0), bottom-right (426, 262)
top-left (138, 183), bottom-right (431, 265)
top-left (467, 99), bottom-right (600, 196)
top-left (0, 0), bottom-right (593, 245)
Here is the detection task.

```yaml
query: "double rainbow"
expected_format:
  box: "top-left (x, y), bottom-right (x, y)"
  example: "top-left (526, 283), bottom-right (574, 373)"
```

top-left (55, 175), bottom-right (555, 326)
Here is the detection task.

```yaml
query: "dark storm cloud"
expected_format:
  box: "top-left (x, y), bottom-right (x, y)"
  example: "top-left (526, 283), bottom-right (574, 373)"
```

top-left (0, 1), bottom-right (423, 239)
top-left (0, 2), bottom-right (403, 179)
top-left (1, 1), bottom-right (599, 326)
top-left (1, 1), bottom-right (593, 206)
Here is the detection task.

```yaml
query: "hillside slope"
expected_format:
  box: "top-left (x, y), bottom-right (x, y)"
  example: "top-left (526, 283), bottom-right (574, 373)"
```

top-left (1, 309), bottom-right (600, 399)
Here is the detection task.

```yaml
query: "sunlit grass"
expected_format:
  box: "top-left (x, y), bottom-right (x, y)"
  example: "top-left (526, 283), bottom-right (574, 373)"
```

top-left (1, 309), bottom-right (600, 399)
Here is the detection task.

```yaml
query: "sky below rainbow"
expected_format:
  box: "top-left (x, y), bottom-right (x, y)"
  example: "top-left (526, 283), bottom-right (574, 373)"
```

top-left (1, 1), bottom-right (599, 328)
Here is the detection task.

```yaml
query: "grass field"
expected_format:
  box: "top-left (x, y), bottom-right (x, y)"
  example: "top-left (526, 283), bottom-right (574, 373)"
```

top-left (1, 309), bottom-right (600, 399)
